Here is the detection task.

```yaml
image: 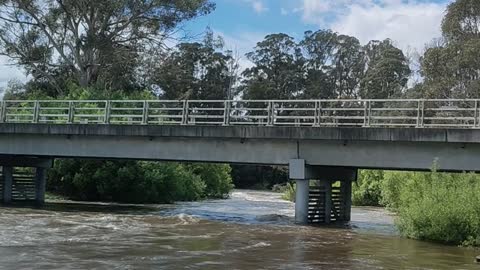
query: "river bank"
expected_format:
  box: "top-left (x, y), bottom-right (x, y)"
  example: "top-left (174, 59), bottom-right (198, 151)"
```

top-left (0, 190), bottom-right (477, 269)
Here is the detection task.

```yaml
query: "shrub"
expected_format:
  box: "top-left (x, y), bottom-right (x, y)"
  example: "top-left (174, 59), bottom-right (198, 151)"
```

top-left (48, 159), bottom-right (234, 203)
top-left (392, 171), bottom-right (480, 246)
top-left (352, 170), bottom-right (384, 206)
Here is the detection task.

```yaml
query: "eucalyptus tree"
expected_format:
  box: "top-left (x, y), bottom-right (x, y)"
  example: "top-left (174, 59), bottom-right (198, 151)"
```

top-left (152, 29), bottom-right (238, 100)
top-left (360, 39), bottom-right (411, 99)
top-left (241, 33), bottom-right (306, 100)
top-left (421, 0), bottom-right (480, 98)
top-left (0, 0), bottom-right (214, 95)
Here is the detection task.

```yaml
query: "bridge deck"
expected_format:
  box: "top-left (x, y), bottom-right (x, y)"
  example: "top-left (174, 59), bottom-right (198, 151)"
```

top-left (0, 123), bottom-right (479, 172)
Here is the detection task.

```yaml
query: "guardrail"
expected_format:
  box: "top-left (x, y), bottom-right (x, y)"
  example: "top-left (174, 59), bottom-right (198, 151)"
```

top-left (0, 99), bottom-right (479, 128)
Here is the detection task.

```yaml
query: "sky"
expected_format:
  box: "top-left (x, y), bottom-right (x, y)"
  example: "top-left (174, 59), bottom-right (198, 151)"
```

top-left (0, 0), bottom-right (453, 88)
top-left (184, 0), bottom-right (452, 69)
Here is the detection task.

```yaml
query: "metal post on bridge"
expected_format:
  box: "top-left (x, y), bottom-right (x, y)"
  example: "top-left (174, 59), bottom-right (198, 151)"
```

top-left (67, 101), bottom-right (75, 124)
top-left (223, 101), bottom-right (231, 126)
top-left (267, 101), bottom-right (275, 126)
top-left (104, 101), bottom-right (111, 124)
top-left (142, 101), bottom-right (149, 125)
top-left (417, 100), bottom-right (425, 128)
top-left (181, 100), bottom-right (189, 125)
top-left (33, 101), bottom-right (40, 124)
top-left (0, 101), bottom-right (6, 123)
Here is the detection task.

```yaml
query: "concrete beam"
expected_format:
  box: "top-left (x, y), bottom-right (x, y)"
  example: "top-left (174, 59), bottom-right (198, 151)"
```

top-left (0, 124), bottom-right (479, 171)
top-left (0, 156), bottom-right (53, 168)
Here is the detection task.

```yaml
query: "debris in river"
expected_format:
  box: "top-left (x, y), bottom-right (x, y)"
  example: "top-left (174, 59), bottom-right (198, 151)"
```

top-left (476, 255), bottom-right (480, 263)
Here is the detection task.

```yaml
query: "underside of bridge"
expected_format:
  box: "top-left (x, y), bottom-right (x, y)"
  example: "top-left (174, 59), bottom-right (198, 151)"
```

top-left (0, 157), bottom-right (52, 205)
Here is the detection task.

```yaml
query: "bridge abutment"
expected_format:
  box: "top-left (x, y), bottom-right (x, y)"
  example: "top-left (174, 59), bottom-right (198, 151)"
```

top-left (289, 160), bottom-right (356, 225)
top-left (0, 157), bottom-right (52, 205)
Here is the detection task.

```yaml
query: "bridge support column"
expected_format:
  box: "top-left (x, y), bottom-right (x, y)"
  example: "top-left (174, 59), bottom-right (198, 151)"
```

top-left (35, 167), bottom-right (46, 205)
top-left (0, 157), bottom-right (52, 205)
top-left (294, 179), bottom-right (310, 224)
top-left (2, 166), bottom-right (13, 204)
top-left (290, 159), bottom-right (357, 225)
top-left (289, 159), bottom-right (310, 224)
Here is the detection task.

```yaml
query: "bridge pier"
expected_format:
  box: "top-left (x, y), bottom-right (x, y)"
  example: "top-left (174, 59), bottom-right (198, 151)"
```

top-left (0, 157), bottom-right (52, 205)
top-left (289, 159), bottom-right (357, 225)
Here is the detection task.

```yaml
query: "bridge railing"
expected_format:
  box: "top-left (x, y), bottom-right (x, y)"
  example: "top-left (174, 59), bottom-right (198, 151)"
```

top-left (0, 99), bottom-right (479, 128)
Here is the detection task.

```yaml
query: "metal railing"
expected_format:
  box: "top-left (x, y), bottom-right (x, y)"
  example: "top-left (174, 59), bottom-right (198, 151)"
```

top-left (0, 99), bottom-right (479, 128)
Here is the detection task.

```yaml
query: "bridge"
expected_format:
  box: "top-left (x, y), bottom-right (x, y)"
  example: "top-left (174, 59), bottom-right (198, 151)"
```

top-left (1, 99), bottom-right (480, 224)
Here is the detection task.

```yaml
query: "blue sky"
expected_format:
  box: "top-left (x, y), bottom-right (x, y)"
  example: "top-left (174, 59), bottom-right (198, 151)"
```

top-left (183, 0), bottom-right (452, 62)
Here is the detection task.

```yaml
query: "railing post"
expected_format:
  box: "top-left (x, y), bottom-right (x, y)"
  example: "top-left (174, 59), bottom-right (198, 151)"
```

top-left (0, 101), bottom-right (6, 123)
top-left (104, 101), bottom-right (111, 124)
top-left (67, 101), bottom-right (74, 124)
top-left (33, 101), bottom-right (40, 123)
top-left (223, 100), bottom-right (230, 126)
top-left (313, 101), bottom-right (320, 127)
top-left (182, 100), bottom-right (189, 125)
top-left (417, 100), bottom-right (425, 128)
top-left (363, 101), bottom-right (370, 127)
top-left (267, 101), bottom-right (274, 126)
top-left (474, 100), bottom-right (479, 128)
top-left (142, 101), bottom-right (149, 125)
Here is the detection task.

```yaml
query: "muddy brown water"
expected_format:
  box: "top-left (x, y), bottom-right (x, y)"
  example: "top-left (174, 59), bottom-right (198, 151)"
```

top-left (0, 190), bottom-right (477, 269)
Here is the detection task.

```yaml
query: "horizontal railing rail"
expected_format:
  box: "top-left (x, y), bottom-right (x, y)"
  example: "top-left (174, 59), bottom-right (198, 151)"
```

top-left (1, 99), bottom-right (479, 129)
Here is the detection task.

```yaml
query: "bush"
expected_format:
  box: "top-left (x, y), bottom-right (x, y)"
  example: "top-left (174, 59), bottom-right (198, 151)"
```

top-left (48, 159), bottom-right (234, 203)
top-left (390, 171), bottom-right (480, 246)
top-left (352, 170), bottom-right (384, 206)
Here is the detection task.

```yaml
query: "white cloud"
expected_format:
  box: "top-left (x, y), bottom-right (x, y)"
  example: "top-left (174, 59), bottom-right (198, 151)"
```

top-left (0, 56), bottom-right (27, 90)
top-left (244, 0), bottom-right (269, 14)
top-left (299, 0), bottom-right (451, 52)
top-left (281, 8), bottom-right (289, 15)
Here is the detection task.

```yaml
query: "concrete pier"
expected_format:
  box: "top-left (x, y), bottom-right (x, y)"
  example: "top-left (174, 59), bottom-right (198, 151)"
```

top-left (294, 179), bottom-right (310, 224)
top-left (35, 168), bottom-right (47, 205)
top-left (2, 166), bottom-right (13, 204)
top-left (0, 157), bottom-right (52, 205)
top-left (289, 159), bottom-right (357, 225)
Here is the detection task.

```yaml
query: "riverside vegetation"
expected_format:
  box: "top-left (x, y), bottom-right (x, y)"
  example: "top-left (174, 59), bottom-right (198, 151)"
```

top-left (282, 169), bottom-right (480, 247)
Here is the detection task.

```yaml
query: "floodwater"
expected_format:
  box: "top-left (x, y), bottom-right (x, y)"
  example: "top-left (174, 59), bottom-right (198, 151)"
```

top-left (0, 190), bottom-right (477, 269)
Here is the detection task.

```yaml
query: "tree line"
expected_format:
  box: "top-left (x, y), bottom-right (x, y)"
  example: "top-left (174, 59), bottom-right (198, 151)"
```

top-left (1, 0), bottom-right (479, 102)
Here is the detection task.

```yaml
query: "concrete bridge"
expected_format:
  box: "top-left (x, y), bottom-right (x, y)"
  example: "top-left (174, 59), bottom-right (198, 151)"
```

top-left (1, 99), bottom-right (480, 224)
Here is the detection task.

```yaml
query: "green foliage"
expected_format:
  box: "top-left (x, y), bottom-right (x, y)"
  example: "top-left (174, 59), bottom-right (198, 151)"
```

top-left (351, 169), bottom-right (480, 247)
top-left (48, 159), bottom-right (233, 204)
top-left (421, 0), bottom-right (480, 99)
top-left (389, 171), bottom-right (480, 247)
top-left (352, 170), bottom-right (385, 206)
top-left (241, 31), bottom-right (410, 100)
top-left (0, 0), bottom-right (214, 93)
top-left (153, 28), bottom-right (237, 100)
top-left (281, 182), bottom-right (296, 202)
top-left (187, 163), bottom-right (234, 199)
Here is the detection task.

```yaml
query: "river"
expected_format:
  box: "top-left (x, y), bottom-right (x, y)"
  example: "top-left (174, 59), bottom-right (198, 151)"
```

top-left (0, 190), bottom-right (477, 269)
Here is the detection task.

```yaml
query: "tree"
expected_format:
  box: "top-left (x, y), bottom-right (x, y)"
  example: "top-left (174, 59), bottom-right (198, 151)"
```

top-left (152, 29), bottom-right (237, 100)
top-left (360, 39), bottom-right (411, 99)
top-left (0, 0), bottom-right (214, 95)
top-left (301, 30), bottom-right (337, 99)
top-left (421, 0), bottom-right (480, 98)
top-left (241, 33), bottom-right (305, 100)
top-left (301, 30), bottom-right (365, 99)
